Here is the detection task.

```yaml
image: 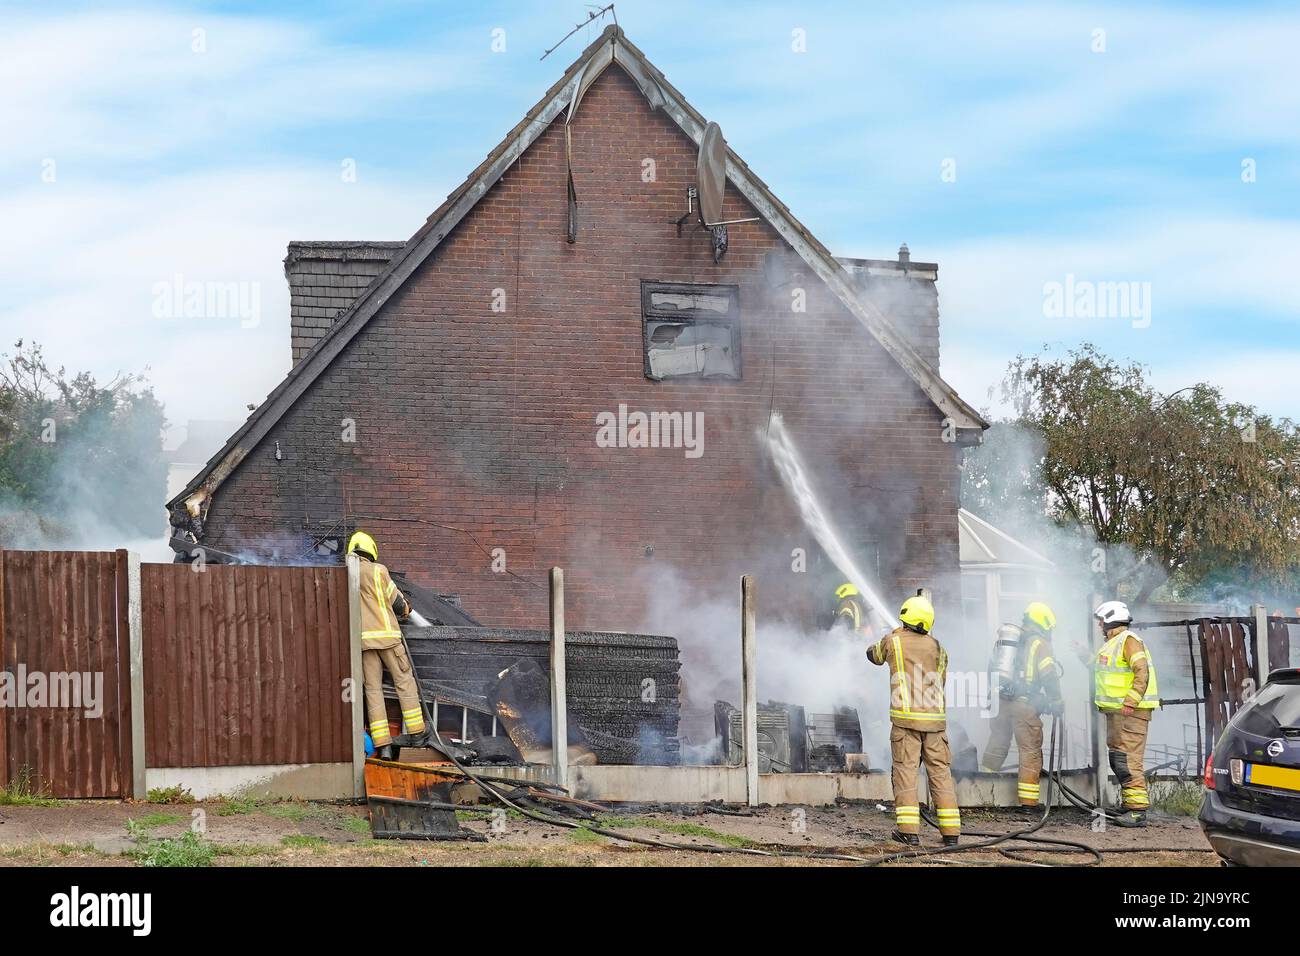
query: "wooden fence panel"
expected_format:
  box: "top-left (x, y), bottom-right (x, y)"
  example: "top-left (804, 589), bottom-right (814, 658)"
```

top-left (141, 563), bottom-right (350, 768)
top-left (0, 550), bottom-right (129, 798)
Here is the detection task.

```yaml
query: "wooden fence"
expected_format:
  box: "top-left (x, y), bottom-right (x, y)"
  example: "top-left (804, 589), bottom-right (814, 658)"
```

top-left (0, 550), bottom-right (355, 798)
top-left (0, 550), bottom-right (133, 798)
top-left (141, 563), bottom-right (351, 768)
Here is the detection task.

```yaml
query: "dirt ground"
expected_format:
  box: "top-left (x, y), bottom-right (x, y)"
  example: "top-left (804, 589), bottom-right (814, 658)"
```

top-left (0, 797), bottom-right (1219, 867)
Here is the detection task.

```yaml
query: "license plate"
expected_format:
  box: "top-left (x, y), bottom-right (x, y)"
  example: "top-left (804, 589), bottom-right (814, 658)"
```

top-left (1246, 763), bottom-right (1300, 792)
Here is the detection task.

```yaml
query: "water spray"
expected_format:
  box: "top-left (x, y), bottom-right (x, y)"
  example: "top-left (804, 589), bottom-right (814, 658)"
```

top-left (760, 413), bottom-right (900, 631)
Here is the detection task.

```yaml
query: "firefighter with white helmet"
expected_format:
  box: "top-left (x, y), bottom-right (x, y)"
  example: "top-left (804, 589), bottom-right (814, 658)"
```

top-left (866, 592), bottom-right (961, 846)
top-left (981, 601), bottom-right (1064, 811)
top-left (1090, 599), bottom-right (1160, 826)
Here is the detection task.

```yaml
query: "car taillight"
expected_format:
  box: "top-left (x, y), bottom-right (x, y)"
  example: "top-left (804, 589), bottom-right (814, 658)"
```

top-left (1230, 758), bottom-right (1244, 786)
top-left (1204, 753), bottom-right (1215, 789)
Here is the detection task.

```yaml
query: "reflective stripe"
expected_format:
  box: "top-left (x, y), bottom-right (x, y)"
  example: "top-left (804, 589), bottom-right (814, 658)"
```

top-left (892, 635), bottom-right (910, 714)
top-left (888, 711), bottom-right (945, 723)
top-left (1025, 639), bottom-right (1042, 680)
top-left (1038, 656), bottom-right (1055, 673)
top-left (895, 805), bottom-right (920, 822)
top-left (375, 566), bottom-right (392, 633)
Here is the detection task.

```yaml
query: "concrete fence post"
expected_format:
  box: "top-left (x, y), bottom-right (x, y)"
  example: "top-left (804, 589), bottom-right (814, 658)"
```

top-left (126, 552), bottom-right (146, 800)
top-left (741, 574), bottom-right (758, 807)
top-left (549, 568), bottom-right (569, 792)
top-left (346, 554), bottom-right (365, 798)
top-left (1252, 603), bottom-right (1270, 684)
top-left (1088, 592), bottom-right (1107, 815)
top-left (0, 550), bottom-right (8, 790)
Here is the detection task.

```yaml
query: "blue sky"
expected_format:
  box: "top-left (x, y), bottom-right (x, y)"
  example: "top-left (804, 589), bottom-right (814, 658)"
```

top-left (2, 0), bottom-right (1297, 435)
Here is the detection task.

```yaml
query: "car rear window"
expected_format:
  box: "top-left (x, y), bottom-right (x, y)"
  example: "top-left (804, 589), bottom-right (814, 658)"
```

top-left (1249, 680), bottom-right (1300, 728)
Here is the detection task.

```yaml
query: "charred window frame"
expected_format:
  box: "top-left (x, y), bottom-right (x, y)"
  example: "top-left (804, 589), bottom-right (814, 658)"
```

top-left (641, 281), bottom-right (741, 382)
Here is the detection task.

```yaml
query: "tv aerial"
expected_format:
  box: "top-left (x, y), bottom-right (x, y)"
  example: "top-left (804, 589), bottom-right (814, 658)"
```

top-left (676, 121), bottom-right (759, 262)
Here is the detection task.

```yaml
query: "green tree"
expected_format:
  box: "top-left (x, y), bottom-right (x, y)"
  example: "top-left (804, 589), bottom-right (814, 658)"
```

top-left (0, 341), bottom-right (166, 545)
top-left (962, 344), bottom-right (1300, 604)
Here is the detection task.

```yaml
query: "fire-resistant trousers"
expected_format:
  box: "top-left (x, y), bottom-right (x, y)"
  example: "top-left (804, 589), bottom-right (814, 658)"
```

top-left (363, 644), bottom-right (425, 747)
top-left (982, 698), bottom-right (1044, 805)
top-left (1105, 712), bottom-right (1150, 811)
top-left (891, 725), bottom-right (961, 836)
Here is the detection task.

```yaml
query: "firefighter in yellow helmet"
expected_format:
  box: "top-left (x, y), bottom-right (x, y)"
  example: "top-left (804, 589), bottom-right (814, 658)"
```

top-left (1091, 600), bottom-right (1159, 827)
top-left (981, 601), bottom-right (1064, 812)
top-left (349, 531), bottom-right (425, 760)
top-left (831, 582), bottom-right (874, 638)
top-left (866, 593), bottom-right (961, 846)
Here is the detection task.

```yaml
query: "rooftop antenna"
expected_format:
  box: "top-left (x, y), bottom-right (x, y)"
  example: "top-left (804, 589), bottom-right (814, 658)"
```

top-left (675, 120), bottom-right (760, 262)
top-left (541, 4), bottom-right (617, 61)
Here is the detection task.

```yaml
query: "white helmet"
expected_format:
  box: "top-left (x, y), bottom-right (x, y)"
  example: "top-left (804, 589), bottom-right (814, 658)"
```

top-left (1094, 600), bottom-right (1132, 627)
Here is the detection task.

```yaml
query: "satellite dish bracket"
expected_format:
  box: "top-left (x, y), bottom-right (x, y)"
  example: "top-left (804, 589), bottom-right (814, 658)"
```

top-left (674, 185), bottom-right (759, 237)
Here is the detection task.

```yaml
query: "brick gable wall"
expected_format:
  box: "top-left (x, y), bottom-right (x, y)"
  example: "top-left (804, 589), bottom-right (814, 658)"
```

top-left (200, 66), bottom-right (964, 638)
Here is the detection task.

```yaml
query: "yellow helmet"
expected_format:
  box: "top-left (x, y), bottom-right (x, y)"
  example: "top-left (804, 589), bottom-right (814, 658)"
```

top-left (1023, 601), bottom-right (1057, 633)
top-left (835, 582), bottom-right (860, 601)
top-left (899, 594), bottom-right (934, 634)
top-left (347, 530), bottom-right (378, 561)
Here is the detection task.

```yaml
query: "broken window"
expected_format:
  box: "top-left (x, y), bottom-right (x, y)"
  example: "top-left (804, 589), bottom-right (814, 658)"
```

top-left (641, 281), bottom-right (740, 381)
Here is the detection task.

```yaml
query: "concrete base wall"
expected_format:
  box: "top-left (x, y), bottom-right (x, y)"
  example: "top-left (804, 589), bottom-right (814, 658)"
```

top-left (145, 762), bottom-right (353, 800)
top-left (143, 759), bottom-right (1105, 808)
top-left (458, 764), bottom-right (1103, 808)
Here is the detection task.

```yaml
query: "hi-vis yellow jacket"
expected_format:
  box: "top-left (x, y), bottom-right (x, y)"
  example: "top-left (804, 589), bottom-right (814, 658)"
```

top-left (358, 556), bottom-right (411, 650)
top-left (867, 626), bottom-right (948, 731)
top-left (1094, 629), bottom-right (1159, 716)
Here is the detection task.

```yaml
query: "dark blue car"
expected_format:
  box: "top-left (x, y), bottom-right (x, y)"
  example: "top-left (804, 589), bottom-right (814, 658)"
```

top-left (1200, 667), bottom-right (1300, 866)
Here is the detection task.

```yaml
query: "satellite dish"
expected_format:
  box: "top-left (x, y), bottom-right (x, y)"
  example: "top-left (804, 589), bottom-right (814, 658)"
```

top-left (696, 121), bottom-right (726, 226)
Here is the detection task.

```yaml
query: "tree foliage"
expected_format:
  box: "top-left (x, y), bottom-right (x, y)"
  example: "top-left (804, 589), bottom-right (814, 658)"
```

top-left (962, 344), bottom-right (1300, 603)
top-left (0, 341), bottom-right (166, 545)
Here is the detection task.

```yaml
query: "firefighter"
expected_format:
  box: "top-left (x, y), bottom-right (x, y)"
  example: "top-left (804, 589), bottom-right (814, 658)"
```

top-left (866, 593), bottom-right (961, 846)
top-left (981, 601), bottom-right (1064, 812)
top-left (831, 582), bottom-right (873, 637)
top-left (349, 531), bottom-right (426, 760)
top-left (1091, 600), bottom-right (1160, 827)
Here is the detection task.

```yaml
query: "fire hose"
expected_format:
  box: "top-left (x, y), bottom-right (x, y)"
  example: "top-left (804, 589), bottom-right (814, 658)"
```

top-left (395, 630), bottom-right (876, 862)
top-left (856, 717), bottom-right (1106, 866)
top-left (393, 631), bottom-right (1206, 864)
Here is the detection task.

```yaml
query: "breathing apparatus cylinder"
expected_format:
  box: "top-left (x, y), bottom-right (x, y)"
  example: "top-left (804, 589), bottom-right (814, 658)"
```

top-left (990, 624), bottom-right (1023, 700)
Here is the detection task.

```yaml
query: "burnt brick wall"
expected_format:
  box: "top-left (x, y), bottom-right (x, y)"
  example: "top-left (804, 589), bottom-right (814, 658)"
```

top-left (202, 66), bottom-right (966, 638)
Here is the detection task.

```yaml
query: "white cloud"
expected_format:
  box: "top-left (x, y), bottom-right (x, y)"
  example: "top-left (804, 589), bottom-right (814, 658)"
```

top-left (0, 166), bottom-right (431, 424)
top-left (0, 9), bottom-right (483, 173)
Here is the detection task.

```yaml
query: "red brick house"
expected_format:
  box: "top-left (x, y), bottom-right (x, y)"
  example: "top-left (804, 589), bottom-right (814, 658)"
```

top-left (168, 26), bottom-right (987, 635)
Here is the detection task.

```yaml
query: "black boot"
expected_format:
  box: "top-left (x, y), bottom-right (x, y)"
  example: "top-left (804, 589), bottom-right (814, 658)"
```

top-left (890, 830), bottom-right (920, 846)
top-left (942, 835), bottom-right (959, 847)
top-left (376, 744), bottom-right (395, 761)
top-left (1113, 810), bottom-right (1147, 828)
